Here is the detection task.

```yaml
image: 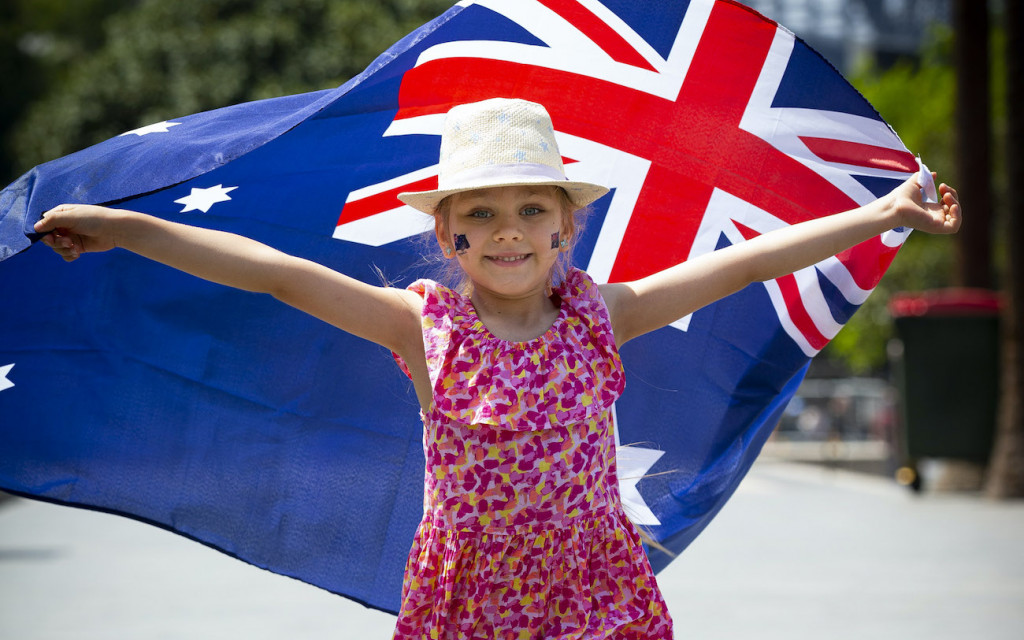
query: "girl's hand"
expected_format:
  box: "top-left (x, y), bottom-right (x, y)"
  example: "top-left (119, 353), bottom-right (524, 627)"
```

top-left (34, 204), bottom-right (122, 261)
top-left (894, 172), bottom-right (962, 235)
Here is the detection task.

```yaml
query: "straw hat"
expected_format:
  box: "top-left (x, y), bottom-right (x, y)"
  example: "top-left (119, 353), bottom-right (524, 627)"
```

top-left (397, 98), bottom-right (609, 214)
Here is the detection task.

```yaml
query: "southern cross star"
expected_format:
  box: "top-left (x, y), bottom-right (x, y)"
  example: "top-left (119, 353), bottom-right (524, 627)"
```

top-left (611, 404), bottom-right (665, 526)
top-left (616, 444), bottom-right (665, 526)
top-left (119, 121), bottom-right (181, 137)
top-left (174, 185), bottom-right (238, 213)
top-left (0, 363), bottom-right (14, 392)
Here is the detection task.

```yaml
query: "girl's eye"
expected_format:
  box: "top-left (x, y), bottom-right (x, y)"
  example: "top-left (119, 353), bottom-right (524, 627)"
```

top-left (521, 207), bottom-right (541, 216)
top-left (469, 210), bottom-right (491, 218)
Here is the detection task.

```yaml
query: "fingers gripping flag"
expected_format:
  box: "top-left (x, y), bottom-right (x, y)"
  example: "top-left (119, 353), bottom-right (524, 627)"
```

top-left (0, 0), bottom-right (917, 613)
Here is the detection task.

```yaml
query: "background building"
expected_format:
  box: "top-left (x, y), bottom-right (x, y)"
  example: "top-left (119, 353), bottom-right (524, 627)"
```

top-left (747, 0), bottom-right (952, 72)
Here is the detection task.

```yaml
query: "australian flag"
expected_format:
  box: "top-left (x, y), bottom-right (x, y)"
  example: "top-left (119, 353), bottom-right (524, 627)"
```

top-left (0, 0), bottom-right (919, 614)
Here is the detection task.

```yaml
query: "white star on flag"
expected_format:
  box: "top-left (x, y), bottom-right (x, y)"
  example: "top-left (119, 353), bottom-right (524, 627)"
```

top-left (617, 444), bottom-right (665, 526)
top-left (0, 364), bottom-right (14, 392)
top-left (119, 121), bottom-right (181, 137)
top-left (174, 185), bottom-right (238, 213)
top-left (612, 405), bottom-right (665, 526)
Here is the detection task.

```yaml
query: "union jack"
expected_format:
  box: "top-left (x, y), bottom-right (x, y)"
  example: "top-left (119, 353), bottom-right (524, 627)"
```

top-left (335, 0), bottom-right (917, 355)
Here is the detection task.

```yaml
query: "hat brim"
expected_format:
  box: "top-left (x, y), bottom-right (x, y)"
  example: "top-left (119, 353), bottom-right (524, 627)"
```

top-left (398, 177), bottom-right (610, 214)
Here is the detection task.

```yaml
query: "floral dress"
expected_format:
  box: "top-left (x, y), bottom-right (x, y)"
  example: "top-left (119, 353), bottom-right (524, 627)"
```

top-left (392, 268), bottom-right (673, 640)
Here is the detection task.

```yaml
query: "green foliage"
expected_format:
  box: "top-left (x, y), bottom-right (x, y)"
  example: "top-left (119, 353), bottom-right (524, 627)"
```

top-left (0, 0), bottom-right (130, 182)
top-left (6, 0), bottom-right (452, 177)
top-left (820, 30), bottom-right (956, 373)
top-left (825, 24), bottom-right (1005, 374)
top-left (851, 25), bottom-right (959, 186)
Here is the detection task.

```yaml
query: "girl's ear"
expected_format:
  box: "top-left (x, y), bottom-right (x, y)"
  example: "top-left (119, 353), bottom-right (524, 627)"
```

top-left (434, 212), bottom-right (454, 259)
top-left (559, 208), bottom-right (575, 252)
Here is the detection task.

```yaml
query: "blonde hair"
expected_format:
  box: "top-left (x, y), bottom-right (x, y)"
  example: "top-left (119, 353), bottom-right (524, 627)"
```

top-left (431, 186), bottom-right (587, 295)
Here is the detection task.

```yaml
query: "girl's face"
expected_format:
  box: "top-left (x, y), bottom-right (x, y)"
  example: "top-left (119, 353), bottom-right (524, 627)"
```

top-left (439, 185), bottom-right (570, 299)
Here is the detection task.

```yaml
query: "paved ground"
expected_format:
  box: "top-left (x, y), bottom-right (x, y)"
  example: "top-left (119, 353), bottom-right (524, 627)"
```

top-left (2, 459), bottom-right (1022, 639)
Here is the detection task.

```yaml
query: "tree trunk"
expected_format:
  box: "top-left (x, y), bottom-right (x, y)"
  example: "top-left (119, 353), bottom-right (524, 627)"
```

top-left (953, 0), bottom-right (992, 288)
top-left (987, 0), bottom-right (1024, 497)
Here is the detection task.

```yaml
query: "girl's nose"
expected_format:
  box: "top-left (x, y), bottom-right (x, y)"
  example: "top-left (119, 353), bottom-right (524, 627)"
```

top-left (493, 216), bottom-right (523, 241)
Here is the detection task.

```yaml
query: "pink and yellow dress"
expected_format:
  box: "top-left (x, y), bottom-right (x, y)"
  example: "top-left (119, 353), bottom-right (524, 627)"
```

top-left (393, 268), bottom-right (673, 640)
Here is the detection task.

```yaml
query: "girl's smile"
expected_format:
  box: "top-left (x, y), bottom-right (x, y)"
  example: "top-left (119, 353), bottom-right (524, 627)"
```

top-left (442, 185), bottom-right (568, 297)
top-left (488, 253), bottom-right (532, 264)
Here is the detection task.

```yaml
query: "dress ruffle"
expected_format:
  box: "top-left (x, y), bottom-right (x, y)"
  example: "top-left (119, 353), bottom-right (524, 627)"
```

top-left (397, 268), bottom-right (625, 431)
top-left (393, 511), bottom-right (669, 640)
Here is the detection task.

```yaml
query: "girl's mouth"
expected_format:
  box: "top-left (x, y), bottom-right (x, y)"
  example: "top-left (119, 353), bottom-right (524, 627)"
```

top-left (488, 254), bottom-right (531, 263)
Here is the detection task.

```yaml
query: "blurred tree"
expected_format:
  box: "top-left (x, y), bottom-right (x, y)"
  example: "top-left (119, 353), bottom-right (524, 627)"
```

top-left (841, 3), bottom-right (1023, 495)
top-left (0, 0), bottom-right (132, 184)
top-left (988, 0), bottom-right (1024, 498)
top-left (6, 0), bottom-right (451, 179)
top-left (827, 16), bottom-right (1008, 374)
top-left (952, 0), bottom-right (994, 289)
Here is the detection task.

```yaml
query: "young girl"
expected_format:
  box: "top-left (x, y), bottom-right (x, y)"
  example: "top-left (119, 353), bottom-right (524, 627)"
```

top-left (35, 98), bottom-right (960, 639)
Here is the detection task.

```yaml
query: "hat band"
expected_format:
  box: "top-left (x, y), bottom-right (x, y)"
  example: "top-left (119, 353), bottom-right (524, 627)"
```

top-left (438, 162), bottom-right (568, 191)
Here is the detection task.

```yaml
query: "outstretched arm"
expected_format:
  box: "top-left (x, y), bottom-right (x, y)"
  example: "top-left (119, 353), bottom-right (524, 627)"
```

top-left (34, 205), bottom-right (425, 358)
top-left (602, 174), bottom-right (961, 346)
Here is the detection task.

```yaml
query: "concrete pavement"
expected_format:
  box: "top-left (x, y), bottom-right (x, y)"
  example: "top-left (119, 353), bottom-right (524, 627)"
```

top-left (2, 459), bottom-right (1022, 639)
